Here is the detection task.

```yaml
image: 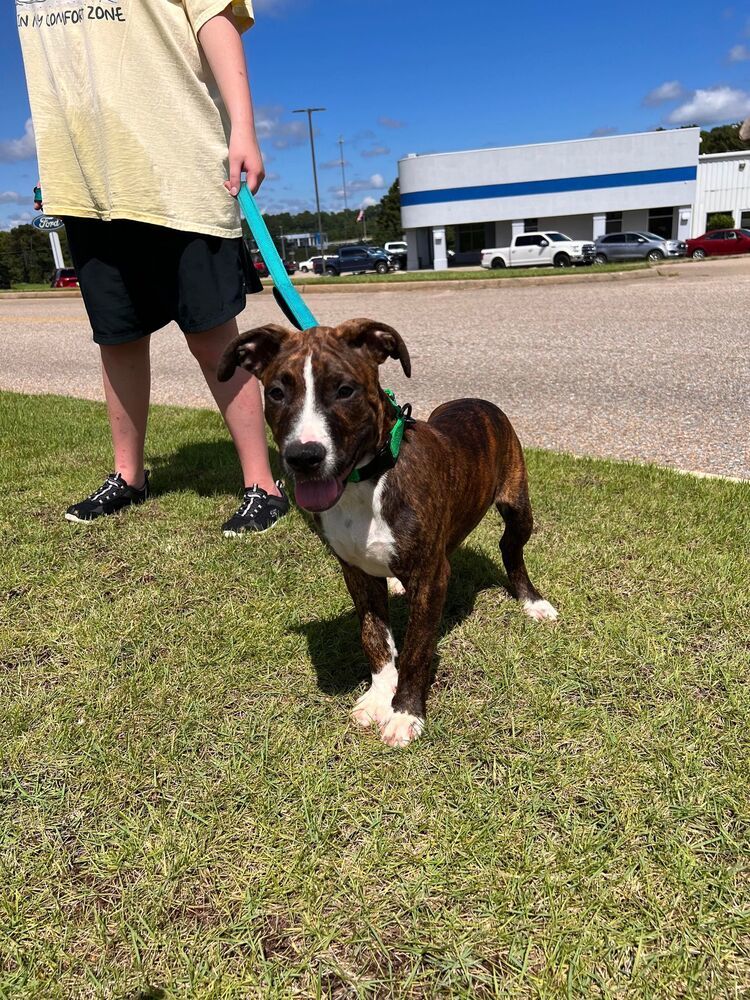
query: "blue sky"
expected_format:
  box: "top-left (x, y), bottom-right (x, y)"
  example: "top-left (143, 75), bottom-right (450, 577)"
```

top-left (2, 0), bottom-right (750, 229)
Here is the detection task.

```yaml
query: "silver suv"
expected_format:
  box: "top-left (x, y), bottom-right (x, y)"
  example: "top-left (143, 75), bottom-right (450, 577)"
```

top-left (594, 231), bottom-right (687, 264)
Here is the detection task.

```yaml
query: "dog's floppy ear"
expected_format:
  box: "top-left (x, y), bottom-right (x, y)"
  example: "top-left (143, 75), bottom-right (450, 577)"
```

top-left (335, 318), bottom-right (411, 377)
top-left (217, 324), bottom-right (290, 381)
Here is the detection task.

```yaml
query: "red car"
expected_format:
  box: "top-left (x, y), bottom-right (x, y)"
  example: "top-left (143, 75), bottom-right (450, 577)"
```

top-left (686, 228), bottom-right (750, 259)
top-left (51, 267), bottom-right (79, 288)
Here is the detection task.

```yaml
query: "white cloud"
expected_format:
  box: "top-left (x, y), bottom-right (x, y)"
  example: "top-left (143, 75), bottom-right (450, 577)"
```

top-left (728, 43), bottom-right (750, 61)
top-left (320, 158), bottom-right (351, 170)
top-left (361, 144), bottom-right (391, 159)
top-left (643, 81), bottom-right (684, 106)
top-left (254, 106), bottom-right (308, 150)
top-left (667, 85), bottom-right (750, 125)
top-left (0, 119), bottom-right (36, 163)
top-left (0, 191), bottom-right (26, 205)
top-left (360, 196), bottom-right (377, 209)
top-left (342, 174), bottom-right (386, 194)
top-left (589, 126), bottom-right (618, 137)
top-left (378, 116), bottom-right (405, 129)
top-left (1, 210), bottom-right (34, 231)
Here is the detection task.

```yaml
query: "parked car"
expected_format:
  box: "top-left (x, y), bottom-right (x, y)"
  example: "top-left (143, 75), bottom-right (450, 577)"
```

top-left (50, 268), bottom-right (79, 288)
top-left (253, 258), bottom-right (269, 278)
top-left (594, 231), bottom-right (686, 264)
top-left (298, 254), bottom-right (336, 273)
top-left (384, 240), bottom-right (408, 270)
top-left (686, 228), bottom-right (750, 259)
top-left (480, 231), bottom-right (595, 269)
top-left (314, 245), bottom-right (393, 276)
top-left (282, 259), bottom-right (297, 275)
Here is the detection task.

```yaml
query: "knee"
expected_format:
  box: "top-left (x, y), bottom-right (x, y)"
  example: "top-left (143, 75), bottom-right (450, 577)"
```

top-left (186, 330), bottom-right (223, 371)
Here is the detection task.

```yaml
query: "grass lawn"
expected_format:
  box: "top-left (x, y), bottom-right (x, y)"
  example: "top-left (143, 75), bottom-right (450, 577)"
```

top-left (287, 262), bottom-right (649, 286)
top-left (1, 391), bottom-right (748, 998)
top-left (1, 283), bottom-right (52, 293)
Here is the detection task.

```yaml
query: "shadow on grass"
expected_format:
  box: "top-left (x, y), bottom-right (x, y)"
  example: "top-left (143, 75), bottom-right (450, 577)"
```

top-left (295, 543), bottom-right (509, 696)
top-left (149, 438), bottom-right (283, 497)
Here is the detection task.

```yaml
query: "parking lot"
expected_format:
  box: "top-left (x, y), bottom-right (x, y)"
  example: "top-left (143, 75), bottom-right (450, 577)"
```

top-left (1, 260), bottom-right (748, 479)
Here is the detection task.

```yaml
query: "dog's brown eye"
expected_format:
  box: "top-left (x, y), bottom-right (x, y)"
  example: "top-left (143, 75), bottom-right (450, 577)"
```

top-left (337, 385), bottom-right (354, 400)
top-left (267, 386), bottom-right (285, 403)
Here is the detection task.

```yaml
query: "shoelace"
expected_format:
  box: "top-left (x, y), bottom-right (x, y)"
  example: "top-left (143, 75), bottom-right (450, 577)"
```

top-left (237, 485), bottom-right (266, 518)
top-left (87, 474), bottom-right (124, 503)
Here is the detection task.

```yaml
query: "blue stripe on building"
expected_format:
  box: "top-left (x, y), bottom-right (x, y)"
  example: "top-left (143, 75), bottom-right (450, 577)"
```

top-left (400, 166), bottom-right (698, 207)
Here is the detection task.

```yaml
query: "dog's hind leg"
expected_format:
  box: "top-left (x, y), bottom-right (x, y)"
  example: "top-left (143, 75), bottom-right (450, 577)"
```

top-left (496, 481), bottom-right (558, 623)
top-left (341, 563), bottom-right (399, 730)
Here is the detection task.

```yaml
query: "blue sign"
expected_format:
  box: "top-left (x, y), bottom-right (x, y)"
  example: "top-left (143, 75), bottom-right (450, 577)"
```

top-left (32, 215), bottom-right (65, 232)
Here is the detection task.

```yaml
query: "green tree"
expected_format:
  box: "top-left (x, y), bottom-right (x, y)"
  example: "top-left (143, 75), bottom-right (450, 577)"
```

top-left (706, 212), bottom-right (735, 230)
top-left (368, 179), bottom-right (402, 247)
top-left (700, 123), bottom-right (745, 154)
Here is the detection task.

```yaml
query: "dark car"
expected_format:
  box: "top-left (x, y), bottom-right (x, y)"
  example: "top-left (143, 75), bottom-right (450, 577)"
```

top-left (594, 231), bottom-right (686, 264)
top-left (314, 245), bottom-right (392, 276)
top-left (51, 268), bottom-right (79, 288)
top-left (282, 259), bottom-right (297, 275)
top-left (686, 228), bottom-right (750, 259)
top-left (253, 258), bottom-right (269, 278)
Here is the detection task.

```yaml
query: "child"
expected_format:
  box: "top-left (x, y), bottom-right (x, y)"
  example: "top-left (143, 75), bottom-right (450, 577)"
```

top-left (17, 0), bottom-right (288, 534)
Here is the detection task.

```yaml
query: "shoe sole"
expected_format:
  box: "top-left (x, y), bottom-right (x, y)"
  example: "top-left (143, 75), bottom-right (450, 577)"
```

top-left (222, 513), bottom-right (288, 537)
top-left (64, 499), bottom-right (147, 523)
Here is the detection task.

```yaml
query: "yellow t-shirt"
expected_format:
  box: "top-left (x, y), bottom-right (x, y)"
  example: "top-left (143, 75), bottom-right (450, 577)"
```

top-left (16, 0), bottom-right (254, 238)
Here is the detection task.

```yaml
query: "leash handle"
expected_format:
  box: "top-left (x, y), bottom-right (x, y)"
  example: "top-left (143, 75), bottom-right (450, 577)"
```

top-left (237, 183), bottom-right (319, 331)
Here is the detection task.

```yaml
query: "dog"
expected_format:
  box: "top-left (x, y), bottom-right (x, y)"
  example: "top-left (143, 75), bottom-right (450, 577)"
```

top-left (218, 318), bottom-right (557, 747)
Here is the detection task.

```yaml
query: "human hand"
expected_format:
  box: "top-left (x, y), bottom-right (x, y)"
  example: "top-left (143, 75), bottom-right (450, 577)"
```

top-left (225, 126), bottom-right (265, 197)
top-left (34, 181), bottom-right (43, 211)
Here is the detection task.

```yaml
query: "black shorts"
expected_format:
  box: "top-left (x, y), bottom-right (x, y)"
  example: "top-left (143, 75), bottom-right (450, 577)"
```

top-left (64, 216), bottom-right (263, 346)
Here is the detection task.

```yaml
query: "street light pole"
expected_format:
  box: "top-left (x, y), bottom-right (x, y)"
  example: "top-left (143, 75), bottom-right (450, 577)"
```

top-left (293, 107), bottom-right (326, 258)
top-left (338, 135), bottom-right (348, 211)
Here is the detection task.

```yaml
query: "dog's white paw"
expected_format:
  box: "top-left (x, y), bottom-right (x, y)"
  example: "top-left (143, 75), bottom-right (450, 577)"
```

top-left (351, 685), bottom-right (395, 729)
top-left (522, 598), bottom-right (559, 622)
top-left (387, 577), bottom-right (406, 597)
top-left (380, 711), bottom-right (424, 748)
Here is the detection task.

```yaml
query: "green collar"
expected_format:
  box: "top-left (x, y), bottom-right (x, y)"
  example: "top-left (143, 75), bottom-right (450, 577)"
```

top-left (347, 390), bottom-right (415, 484)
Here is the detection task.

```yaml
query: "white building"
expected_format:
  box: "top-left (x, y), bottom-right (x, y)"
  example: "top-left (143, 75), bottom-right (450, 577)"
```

top-left (398, 128), bottom-right (750, 269)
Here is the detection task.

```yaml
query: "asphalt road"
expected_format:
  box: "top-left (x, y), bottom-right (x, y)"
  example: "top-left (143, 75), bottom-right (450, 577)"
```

top-left (1, 262), bottom-right (749, 479)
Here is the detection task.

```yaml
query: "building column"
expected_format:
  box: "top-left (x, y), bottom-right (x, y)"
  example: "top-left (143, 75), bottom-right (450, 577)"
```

top-left (676, 206), bottom-right (692, 242)
top-left (404, 228), bottom-right (418, 272)
top-left (432, 225), bottom-right (448, 270)
top-left (592, 213), bottom-right (606, 239)
top-left (733, 206), bottom-right (743, 228)
top-left (511, 219), bottom-right (524, 239)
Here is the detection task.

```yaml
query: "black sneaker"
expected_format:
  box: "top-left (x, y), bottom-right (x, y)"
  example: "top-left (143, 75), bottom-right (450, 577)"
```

top-left (65, 472), bottom-right (150, 523)
top-left (222, 480), bottom-right (289, 536)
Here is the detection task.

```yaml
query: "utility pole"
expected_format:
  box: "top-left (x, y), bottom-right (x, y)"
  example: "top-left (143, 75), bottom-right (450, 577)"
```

top-left (293, 107), bottom-right (326, 257)
top-left (338, 135), bottom-right (348, 210)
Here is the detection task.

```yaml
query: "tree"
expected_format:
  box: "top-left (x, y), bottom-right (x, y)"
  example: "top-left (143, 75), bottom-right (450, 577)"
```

top-left (369, 179), bottom-right (403, 247)
top-left (700, 123), bottom-right (745, 154)
top-left (706, 212), bottom-right (735, 230)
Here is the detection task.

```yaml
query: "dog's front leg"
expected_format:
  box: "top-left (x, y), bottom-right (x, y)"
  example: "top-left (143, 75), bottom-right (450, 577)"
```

top-left (340, 562), bottom-right (398, 731)
top-left (381, 557), bottom-right (450, 748)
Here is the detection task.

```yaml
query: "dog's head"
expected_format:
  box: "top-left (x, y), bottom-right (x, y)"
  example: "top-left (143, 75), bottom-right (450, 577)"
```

top-left (218, 318), bottom-right (411, 512)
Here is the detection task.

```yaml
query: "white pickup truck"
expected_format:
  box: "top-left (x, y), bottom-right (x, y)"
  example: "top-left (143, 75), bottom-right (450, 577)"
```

top-left (480, 231), bottom-right (595, 269)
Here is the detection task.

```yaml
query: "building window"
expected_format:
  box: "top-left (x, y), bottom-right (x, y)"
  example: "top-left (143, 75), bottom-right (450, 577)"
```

top-left (648, 207), bottom-right (674, 239)
top-left (741, 211), bottom-right (750, 229)
top-left (524, 218), bottom-right (538, 232)
top-left (605, 212), bottom-right (622, 234)
top-left (454, 223), bottom-right (486, 252)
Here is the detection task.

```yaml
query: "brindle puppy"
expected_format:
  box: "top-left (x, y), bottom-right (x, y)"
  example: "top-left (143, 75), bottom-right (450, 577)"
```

top-left (218, 319), bottom-right (557, 747)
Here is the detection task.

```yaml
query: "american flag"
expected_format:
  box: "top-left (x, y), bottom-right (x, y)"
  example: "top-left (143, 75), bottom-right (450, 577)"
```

top-left (356, 208), bottom-right (365, 223)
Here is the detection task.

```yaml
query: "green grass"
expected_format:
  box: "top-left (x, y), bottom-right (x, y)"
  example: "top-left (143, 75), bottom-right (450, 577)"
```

top-left (290, 262), bottom-right (648, 286)
top-left (0, 283), bottom-right (52, 293)
top-left (1, 391), bottom-right (748, 999)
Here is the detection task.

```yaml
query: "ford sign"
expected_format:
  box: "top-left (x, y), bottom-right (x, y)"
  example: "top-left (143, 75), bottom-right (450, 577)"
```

top-left (32, 215), bottom-right (65, 232)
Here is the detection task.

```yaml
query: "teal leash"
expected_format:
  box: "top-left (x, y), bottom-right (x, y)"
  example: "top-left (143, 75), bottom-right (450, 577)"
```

top-left (237, 182), bottom-right (319, 331)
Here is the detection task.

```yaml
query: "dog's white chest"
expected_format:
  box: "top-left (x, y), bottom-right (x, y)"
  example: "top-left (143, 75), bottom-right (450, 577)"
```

top-left (319, 477), bottom-right (396, 577)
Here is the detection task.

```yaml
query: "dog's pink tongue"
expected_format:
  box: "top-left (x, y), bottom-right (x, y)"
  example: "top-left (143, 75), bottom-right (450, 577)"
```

top-left (294, 478), bottom-right (340, 512)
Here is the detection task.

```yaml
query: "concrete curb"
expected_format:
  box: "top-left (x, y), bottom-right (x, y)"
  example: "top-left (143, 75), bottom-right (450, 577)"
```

top-left (0, 289), bottom-right (82, 299)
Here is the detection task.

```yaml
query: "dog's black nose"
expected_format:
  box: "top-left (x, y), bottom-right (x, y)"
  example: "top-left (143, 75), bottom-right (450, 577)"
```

top-left (285, 441), bottom-right (327, 473)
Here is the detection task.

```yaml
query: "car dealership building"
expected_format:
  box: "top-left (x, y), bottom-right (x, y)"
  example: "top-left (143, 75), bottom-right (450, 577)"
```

top-left (398, 128), bottom-right (750, 269)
